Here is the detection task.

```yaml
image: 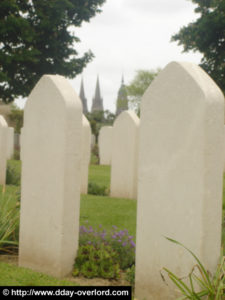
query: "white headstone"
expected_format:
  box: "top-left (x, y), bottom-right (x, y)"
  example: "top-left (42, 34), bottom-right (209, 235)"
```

top-left (0, 116), bottom-right (8, 185)
top-left (135, 62), bottom-right (224, 300)
top-left (7, 127), bottom-right (14, 159)
top-left (99, 126), bottom-right (113, 165)
top-left (110, 110), bottom-right (139, 199)
top-left (19, 75), bottom-right (82, 277)
top-left (81, 115), bottom-right (91, 194)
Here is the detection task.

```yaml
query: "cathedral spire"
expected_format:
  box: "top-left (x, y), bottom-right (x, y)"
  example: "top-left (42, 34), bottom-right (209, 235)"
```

top-left (79, 77), bottom-right (88, 114)
top-left (91, 75), bottom-right (104, 112)
top-left (116, 75), bottom-right (128, 116)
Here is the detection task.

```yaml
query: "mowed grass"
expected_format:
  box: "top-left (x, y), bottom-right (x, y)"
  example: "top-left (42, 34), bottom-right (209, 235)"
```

top-left (88, 165), bottom-right (111, 189)
top-left (1, 160), bottom-right (225, 285)
top-left (80, 194), bottom-right (137, 237)
top-left (0, 262), bottom-right (77, 286)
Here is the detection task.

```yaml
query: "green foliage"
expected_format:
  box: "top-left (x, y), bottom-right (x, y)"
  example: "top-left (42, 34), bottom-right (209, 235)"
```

top-left (126, 69), bottom-right (160, 113)
top-left (88, 182), bottom-right (108, 196)
top-left (8, 105), bottom-right (23, 133)
top-left (6, 160), bottom-right (21, 186)
top-left (86, 110), bottom-right (115, 140)
top-left (162, 237), bottom-right (225, 299)
top-left (171, 0), bottom-right (225, 94)
top-left (91, 144), bottom-right (99, 165)
top-left (125, 265), bottom-right (135, 286)
top-left (0, 192), bottom-right (20, 254)
top-left (0, 0), bottom-right (106, 102)
top-left (74, 225), bottom-right (136, 280)
top-left (73, 244), bottom-right (120, 279)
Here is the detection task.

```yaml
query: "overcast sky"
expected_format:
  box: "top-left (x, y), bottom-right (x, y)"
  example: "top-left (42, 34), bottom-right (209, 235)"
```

top-left (16, 0), bottom-right (203, 112)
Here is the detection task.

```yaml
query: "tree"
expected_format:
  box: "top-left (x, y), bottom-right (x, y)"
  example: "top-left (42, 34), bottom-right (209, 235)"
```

top-left (0, 0), bottom-right (105, 102)
top-left (86, 110), bottom-right (115, 140)
top-left (126, 69), bottom-right (160, 113)
top-left (171, 0), bottom-right (225, 93)
top-left (8, 104), bottom-right (23, 133)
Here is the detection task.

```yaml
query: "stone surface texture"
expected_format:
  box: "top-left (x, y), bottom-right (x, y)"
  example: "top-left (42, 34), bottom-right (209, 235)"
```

top-left (81, 115), bottom-right (91, 194)
top-left (99, 126), bottom-right (113, 165)
top-left (19, 75), bottom-right (82, 277)
top-left (0, 115), bottom-right (8, 185)
top-left (110, 110), bottom-right (139, 199)
top-left (135, 61), bottom-right (224, 300)
top-left (7, 127), bottom-right (14, 159)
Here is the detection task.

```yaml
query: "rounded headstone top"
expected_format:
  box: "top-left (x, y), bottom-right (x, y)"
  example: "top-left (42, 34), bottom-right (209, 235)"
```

top-left (25, 74), bottom-right (82, 112)
top-left (82, 115), bottom-right (90, 128)
top-left (114, 110), bottom-right (139, 127)
top-left (0, 115), bottom-right (8, 127)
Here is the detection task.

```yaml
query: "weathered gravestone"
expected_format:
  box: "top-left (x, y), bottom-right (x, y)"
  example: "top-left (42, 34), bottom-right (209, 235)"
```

top-left (19, 75), bottom-right (82, 277)
top-left (135, 62), bottom-right (224, 300)
top-left (81, 115), bottom-right (91, 194)
top-left (7, 127), bottom-right (14, 159)
top-left (110, 111), bottom-right (139, 199)
top-left (0, 116), bottom-right (8, 185)
top-left (99, 126), bottom-right (113, 165)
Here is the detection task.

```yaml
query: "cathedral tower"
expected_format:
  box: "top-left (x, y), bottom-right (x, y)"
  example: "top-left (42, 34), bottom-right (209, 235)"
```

top-left (91, 76), bottom-right (104, 112)
top-left (79, 78), bottom-right (88, 114)
top-left (116, 76), bottom-right (128, 116)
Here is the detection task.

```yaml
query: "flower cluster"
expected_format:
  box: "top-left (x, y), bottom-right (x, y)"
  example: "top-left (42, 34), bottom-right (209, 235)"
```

top-left (79, 224), bottom-right (135, 270)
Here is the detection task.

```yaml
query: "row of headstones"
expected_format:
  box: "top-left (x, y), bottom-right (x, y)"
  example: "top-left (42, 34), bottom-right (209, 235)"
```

top-left (17, 62), bottom-right (224, 300)
top-left (99, 110), bottom-right (139, 199)
top-left (0, 117), bottom-right (15, 184)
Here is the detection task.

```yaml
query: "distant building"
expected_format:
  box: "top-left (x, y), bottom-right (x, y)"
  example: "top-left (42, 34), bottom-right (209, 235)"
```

top-left (91, 76), bottom-right (104, 112)
top-left (79, 78), bottom-right (88, 114)
top-left (116, 76), bottom-right (128, 116)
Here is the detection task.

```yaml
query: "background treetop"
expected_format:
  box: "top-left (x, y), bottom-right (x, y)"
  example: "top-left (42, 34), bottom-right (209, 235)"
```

top-left (0, 0), bottom-right (105, 102)
top-left (171, 0), bottom-right (225, 93)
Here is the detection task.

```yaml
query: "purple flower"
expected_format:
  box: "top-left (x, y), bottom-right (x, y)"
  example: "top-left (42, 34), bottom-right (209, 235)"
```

top-left (122, 242), bottom-right (127, 247)
top-left (88, 226), bottom-right (93, 233)
top-left (118, 239), bottom-right (122, 243)
top-left (128, 235), bottom-right (133, 240)
top-left (112, 235), bottom-right (116, 239)
top-left (130, 241), bottom-right (135, 248)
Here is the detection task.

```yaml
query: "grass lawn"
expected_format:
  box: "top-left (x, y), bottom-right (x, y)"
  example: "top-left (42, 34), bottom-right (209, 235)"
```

top-left (1, 160), bottom-right (225, 285)
top-left (88, 164), bottom-right (111, 189)
top-left (80, 194), bottom-right (137, 237)
top-left (0, 262), bottom-right (77, 286)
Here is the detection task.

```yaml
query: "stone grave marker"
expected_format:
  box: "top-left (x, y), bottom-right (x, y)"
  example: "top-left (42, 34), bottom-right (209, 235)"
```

top-left (135, 62), bottom-right (224, 300)
top-left (81, 115), bottom-right (91, 194)
top-left (110, 110), bottom-right (139, 199)
top-left (99, 126), bottom-right (113, 165)
top-left (19, 75), bottom-right (82, 277)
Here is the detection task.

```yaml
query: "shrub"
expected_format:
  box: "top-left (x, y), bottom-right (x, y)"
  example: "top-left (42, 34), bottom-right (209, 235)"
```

top-left (73, 244), bottom-right (120, 279)
top-left (91, 144), bottom-right (99, 165)
top-left (125, 265), bottom-right (135, 286)
top-left (78, 225), bottom-right (135, 270)
top-left (6, 161), bottom-right (21, 186)
top-left (13, 149), bottom-right (20, 161)
top-left (88, 182), bottom-right (108, 196)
